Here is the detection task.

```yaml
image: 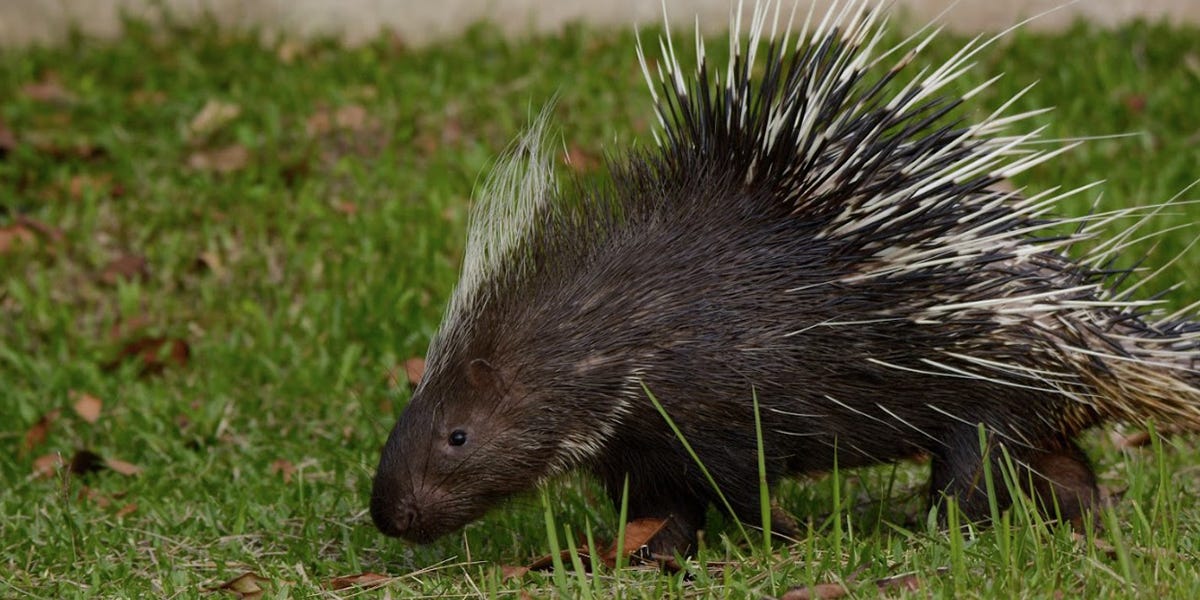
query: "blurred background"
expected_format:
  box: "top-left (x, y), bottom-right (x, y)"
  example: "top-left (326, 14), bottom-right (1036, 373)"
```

top-left (3, 0), bottom-right (1200, 47)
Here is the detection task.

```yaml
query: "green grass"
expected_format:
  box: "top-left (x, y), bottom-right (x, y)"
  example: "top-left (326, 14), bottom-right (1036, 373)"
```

top-left (2, 12), bottom-right (1200, 598)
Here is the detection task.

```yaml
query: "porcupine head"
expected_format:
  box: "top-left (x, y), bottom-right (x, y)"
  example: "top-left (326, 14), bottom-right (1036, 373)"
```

top-left (371, 0), bottom-right (1200, 555)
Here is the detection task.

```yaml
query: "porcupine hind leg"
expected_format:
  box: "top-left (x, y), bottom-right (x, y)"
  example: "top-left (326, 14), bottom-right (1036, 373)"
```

top-left (930, 427), bottom-right (1100, 527)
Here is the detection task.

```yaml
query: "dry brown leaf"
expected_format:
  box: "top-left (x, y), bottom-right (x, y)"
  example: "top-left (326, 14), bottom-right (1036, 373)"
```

top-left (781, 582), bottom-right (850, 600)
top-left (332, 199), bottom-right (358, 216)
top-left (101, 253), bottom-right (150, 285)
top-left (129, 89), bottom-right (167, 106)
top-left (875, 573), bottom-right (922, 593)
top-left (7, 216), bottom-right (65, 250)
top-left (0, 224), bottom-right (38, 254)
top-left (305, 104), bottom-right (373, 137)
top-left (305, 110), bottom-right (332, 137)
top-left (1123, 93), bottom-right (1147, 115)
top-left (334, 105), bottom-right (369, 130)
top-left (327, 572), bottom-right (390, 590)
top-left (404, 357), bottom-right (426, 387)
top-left (0, 118), bottom-right (16, 154)
top-left (499, 565), bottom-right (530, 580)
top-left (71, 391), bottom-right (103, 424)
top-left (1111, 425), bottom-right (1189, 449)
top-left (108, 315), bottom-right (152, 341)
top-left (115, 502), bottom-right (138, 518)
top-left (33, 453), bottom-right (65, 478)
top-left (195, 250), bottom-right (226, 276)
top-left (276, 39), bottom-right (305, 64)
top-left (79, 485), bottom-right (112, 508)
top-left (604, 517), bottom-right (668, 566)
top-left (211, 571), bottom-right (267, 599)
top-left (564, 144), bottom-right (600, 174)
top-left (23, 409), bottom-right (61, 454)
top-left (106, 457), bottom-right (142, 476)
top-left (188, 99), bottom-right (241, 140)
top-left (270, 459), bottom-right (296, 483)
top-left (525, 517), bottom-right (671, 573)
top-left (68, 174), bottom-right (121, 200)
top-left (108, 336), bottom-right (191, 376)
top-left (188, 144), bottom-right (251, 173)
top-left (526, 549), bottom-right (583, 572)
top-left (22, 73), bottom-right (75, 104)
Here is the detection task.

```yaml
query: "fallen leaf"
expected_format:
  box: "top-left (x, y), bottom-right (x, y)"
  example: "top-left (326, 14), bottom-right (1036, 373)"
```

top-left (108, 336), bottom-right (190, 376)
top-left (33, 453), bottom-right (65, 477)
top-left (129, 89), bottom-right (167, 106)
top-left (305, 110), bottom-right (332, 137)
top-left (603, 517), bottom-right (667, 566)
top-left (404, 357), bottom-right (426, 387)
top-left (79, 485), bottom-right (112, 508)
top-left (875, 573), bottom-right (922, 593)
top-left (101, 253), bottom-right (150, 285)
top-left (188, 99), bottom-right (241, 140)
top-left (525, 517), bottom-right (673, 573)
top-left (108, 315), bottom-right (152, 341)
top-left (1122, 93), bottom-right (1147, 115)
top-left (563, 144), bottom-right (600, 173)
top-left (0, 224), bottom-right (38, 254)
top-left (0, 118), bottom-right (16, 155)
top-left (306, 104), bottom-right (373, 137)
top-left (334, 105), bottom-right (369, 130)
top-left (276, 39), bottom-right (305, 64)
top-left (527, 549), bottom-right (587, 572)
top-left (332, 199), bottom-right (358, 216)
top-left (194, 250), bottom-right (227, 278)
top-left (327, 572), bottom-right (390, 590)
top-left (187, 144), bottom-right (250, 173)
top-left (23, 409), bottom-right (61, 454)
top-left (68, 174), bottom-right (120, 200)
top-left (781, 583), bottom-right (850, 600)
top-left (499, 565), bottom-right (529, 580)
top-left (14, 216), bottom-right (65, 244)
top-left (22, 73), bottom-right (75, 104)
top-left (71, 391), bottom-right (103, 423)
top-left (68, 449), bottom-right (106, 475)
top-left (115, 503), bottom-right (138, 518)
top-left (211, 571), bottom-right (267, 599)
top-left (270, 459), bottom-right (296, 483)
top-left (106, 457), bottom-right (142, 476)
top-left (25, 134), bottom-right (106, 161)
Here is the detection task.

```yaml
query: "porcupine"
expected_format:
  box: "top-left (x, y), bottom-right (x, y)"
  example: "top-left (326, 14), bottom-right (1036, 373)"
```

top-left (369, 0), bottom-right (1200, 556)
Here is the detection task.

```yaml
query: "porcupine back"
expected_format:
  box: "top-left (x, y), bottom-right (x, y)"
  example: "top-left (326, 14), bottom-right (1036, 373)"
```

top-left (371, 0), bottom-right (1200, 554)
top-left (449, 0), bottom-right (1200, 437)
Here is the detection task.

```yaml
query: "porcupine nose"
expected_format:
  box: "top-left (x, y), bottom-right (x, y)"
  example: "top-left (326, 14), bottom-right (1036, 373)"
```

top-left (370, 492), bottom-right (418, 538)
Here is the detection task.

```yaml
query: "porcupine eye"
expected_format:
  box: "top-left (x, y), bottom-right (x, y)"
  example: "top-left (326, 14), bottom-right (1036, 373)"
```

top-left (448, 429), bottom-right (468, 446)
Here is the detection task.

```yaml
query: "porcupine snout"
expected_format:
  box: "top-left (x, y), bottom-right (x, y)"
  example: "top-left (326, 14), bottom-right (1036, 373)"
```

top-left (370, 492), bottom-right (417, 538)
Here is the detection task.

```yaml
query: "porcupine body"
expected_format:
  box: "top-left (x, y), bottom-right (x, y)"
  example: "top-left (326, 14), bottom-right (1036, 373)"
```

top-left (370, 0), bottom-right (1200, 556)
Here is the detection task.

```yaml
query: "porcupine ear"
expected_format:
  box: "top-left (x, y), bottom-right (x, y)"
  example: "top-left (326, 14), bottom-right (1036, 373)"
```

top-left (466, 358), bottom-right (502, 392)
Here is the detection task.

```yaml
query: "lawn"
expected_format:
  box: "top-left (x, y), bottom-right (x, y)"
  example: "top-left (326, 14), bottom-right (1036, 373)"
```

top-left (2, 9), bottom-right (1200, 599)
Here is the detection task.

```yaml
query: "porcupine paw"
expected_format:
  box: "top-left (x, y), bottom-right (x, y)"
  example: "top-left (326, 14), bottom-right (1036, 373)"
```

top-left (1022, 440), bottom-right (1102, 529)
top-left (929, 431), bottom-right (1101, 529)
top-left (769, 503), bottom-right (801, 542)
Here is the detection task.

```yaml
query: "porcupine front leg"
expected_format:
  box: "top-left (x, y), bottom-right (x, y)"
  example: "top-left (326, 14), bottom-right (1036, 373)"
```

top-left (603, 476), bottom-right (708, 558)
top-left (930, 426), bottom-right (1100, 527)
